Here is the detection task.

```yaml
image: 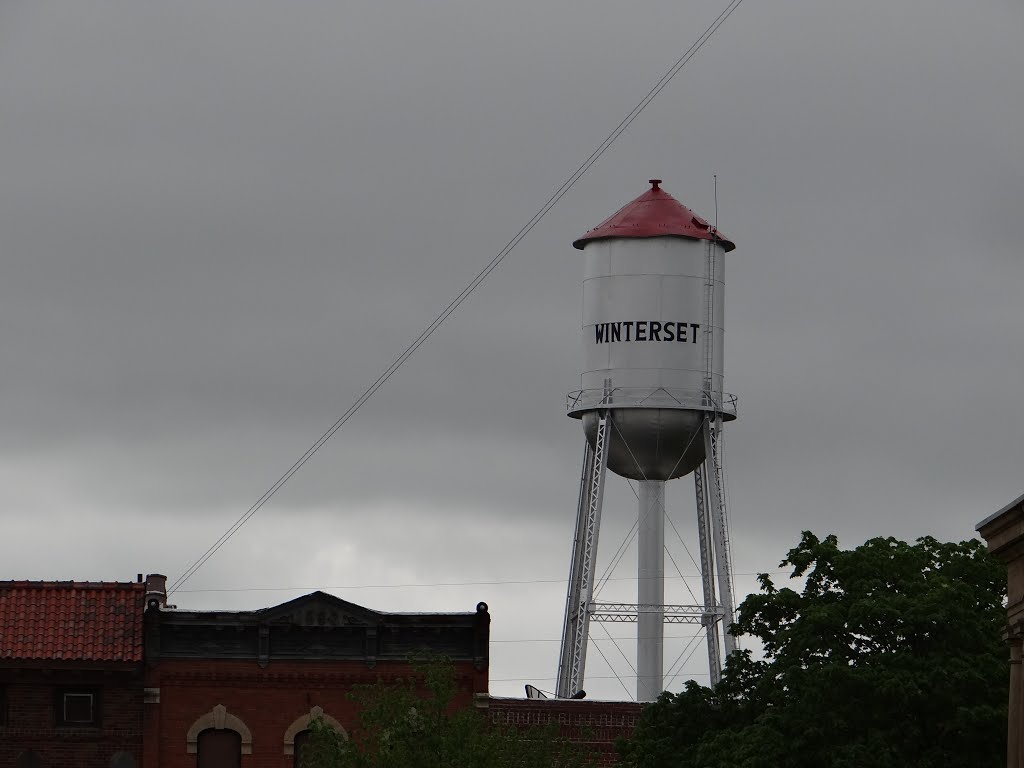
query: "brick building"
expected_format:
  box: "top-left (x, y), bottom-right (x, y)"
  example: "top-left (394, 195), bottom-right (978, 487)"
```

top-left (484, 697), bottom-right (642, 766)
top-left (0, 580), bottom-right (147, 768)
top-left (1, 573), bottom-right (640, 767)
top-left (141, 576), bottom-right (490, 768)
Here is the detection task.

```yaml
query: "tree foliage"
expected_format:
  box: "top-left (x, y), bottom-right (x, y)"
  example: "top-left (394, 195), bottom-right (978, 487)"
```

top-left (299, 660), bottom-right (595, 768)
top-left (620, 532), bottom-right (1007, 768)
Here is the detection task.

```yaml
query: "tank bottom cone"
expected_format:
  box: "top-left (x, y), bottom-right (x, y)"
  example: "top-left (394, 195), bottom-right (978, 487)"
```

top-left (581, 408), bottom-right (706, 481)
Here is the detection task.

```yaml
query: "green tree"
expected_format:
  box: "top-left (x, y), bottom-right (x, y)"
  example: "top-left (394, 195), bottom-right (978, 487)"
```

top-left (620, 532), bottom-right (1007, 768)
top-left (300, 660), bottom-right (595, 768)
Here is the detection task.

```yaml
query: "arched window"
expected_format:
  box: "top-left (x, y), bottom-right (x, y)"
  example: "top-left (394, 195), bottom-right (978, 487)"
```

top-left (15, 751), bottom-right (46, 768)
top-left (283, 705), bottom-right (346, 763)
top-left (197, 728), bottom-right (241, 768)
top-left (186, 704), bottom-right (253, 756)
top-left (293, 729), bottom-right (311, 768)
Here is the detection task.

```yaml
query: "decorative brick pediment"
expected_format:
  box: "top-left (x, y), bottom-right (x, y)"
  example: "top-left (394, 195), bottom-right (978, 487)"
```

top-left (258, 592), bottom-right (380, 628)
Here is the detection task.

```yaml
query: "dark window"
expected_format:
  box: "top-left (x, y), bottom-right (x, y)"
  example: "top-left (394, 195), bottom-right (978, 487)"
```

top-left (293, 729), bottom-right (311, 768)
top-left (15, 751), bottom-right (46, 768)
top-left (197, 729), bottom-right (241, 768)
top-left (110, 752), bottom-right (137, 768)
top-left (55, 688), bottom-right (100, 726)
top-left (64, 693), bottom-right (93, 722)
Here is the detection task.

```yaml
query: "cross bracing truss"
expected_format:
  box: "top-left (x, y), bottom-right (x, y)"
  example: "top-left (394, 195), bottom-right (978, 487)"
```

top-left (589, 602), bottom-right (724, 624)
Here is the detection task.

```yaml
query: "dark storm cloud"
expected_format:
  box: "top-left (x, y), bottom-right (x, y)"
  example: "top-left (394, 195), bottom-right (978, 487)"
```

top-left (1, 0), bottom-right (1021, 698)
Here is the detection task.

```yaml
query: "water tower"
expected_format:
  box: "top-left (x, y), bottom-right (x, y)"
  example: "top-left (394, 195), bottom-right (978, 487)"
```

top-left (556, 179), bottom-right (738, 701)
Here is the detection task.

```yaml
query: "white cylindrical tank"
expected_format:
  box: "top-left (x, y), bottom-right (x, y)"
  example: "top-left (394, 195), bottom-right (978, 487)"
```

top-left (568, 180), bottom-right (736, 481)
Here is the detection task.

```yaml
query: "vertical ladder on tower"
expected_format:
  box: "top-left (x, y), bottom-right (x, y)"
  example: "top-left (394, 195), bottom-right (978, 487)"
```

top-left (702, 240), bottom-right (717, 409)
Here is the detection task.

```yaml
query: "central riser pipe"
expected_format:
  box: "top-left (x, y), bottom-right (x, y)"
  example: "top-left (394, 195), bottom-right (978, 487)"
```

top-left (637, 479), bottom-right (665, 701)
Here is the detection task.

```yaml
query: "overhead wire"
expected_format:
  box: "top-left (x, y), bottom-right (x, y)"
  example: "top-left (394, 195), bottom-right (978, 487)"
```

top-left (490, 672), bottom-right (709, 683)
top-left (168, 0), bottom-right (748, 594)
top-left (664, 631), bottom-right (707, 688)
top-left (665, 547), bottom-right (700, 604)
top-left (666, 502), bottom-right (703, 572)
top-left (589, 635), bottom-right (636, 701)
top-left (489, 632), bottom-right (715, 644)
top-left (592, 515), bottom-right (639, 599)
top-left (595, 416), bottom-right (707, 599)
top-left (596, 622), bottom-right (638, 678)
top-left (171, 570), bottom-right (784, 594)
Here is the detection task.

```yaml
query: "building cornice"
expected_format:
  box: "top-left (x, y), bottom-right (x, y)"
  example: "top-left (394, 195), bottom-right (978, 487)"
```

top-left (977, 493), bottom-right (1024, 562)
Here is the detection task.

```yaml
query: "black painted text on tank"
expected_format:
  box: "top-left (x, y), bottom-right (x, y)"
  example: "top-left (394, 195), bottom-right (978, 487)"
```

top-left (594, 321), bottom-right (700, 344)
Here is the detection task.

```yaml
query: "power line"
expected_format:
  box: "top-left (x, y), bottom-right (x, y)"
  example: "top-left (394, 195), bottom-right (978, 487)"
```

top-left (664, 632), bottom-right (709, 689)
top-left (590, 635), bottom-right (636, 701)
top-left (172, 570), bottom-right (787, 594)
top-left (596, 622), bottom-right (638, 677)
top-left (168, 0), bottom-right (747, 595)
top-left (594, 417), bottom-right (707, 600)
top-left (491, 672), bottom-right (711, 683)
top-left (491, 633), bottom-right (714, 644)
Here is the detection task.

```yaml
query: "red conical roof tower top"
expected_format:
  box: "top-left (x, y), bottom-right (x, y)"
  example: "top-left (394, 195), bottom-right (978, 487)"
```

top-left (573, 179), bottom-right (735, 251)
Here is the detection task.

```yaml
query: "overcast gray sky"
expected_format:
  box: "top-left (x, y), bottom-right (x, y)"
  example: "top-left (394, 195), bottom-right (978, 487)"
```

top-left (1, 1), bottom-right (1021, 699)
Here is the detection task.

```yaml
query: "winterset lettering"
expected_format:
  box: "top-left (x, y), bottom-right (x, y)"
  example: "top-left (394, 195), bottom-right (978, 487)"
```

top-left (594, 321), bottom-right (700, 344)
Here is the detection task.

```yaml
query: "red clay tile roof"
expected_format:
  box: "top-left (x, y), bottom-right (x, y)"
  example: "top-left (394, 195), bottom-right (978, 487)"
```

top-left (0, 581), bottom-right (145, 664)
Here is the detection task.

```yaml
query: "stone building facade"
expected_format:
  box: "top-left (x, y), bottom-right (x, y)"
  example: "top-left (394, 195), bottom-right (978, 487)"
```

top-left (977, 491), bottom-right (1024, 768)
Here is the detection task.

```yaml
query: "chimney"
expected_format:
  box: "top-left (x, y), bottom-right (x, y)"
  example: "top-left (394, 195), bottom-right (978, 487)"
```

top-left (145, 574), bottom-right (168, 609)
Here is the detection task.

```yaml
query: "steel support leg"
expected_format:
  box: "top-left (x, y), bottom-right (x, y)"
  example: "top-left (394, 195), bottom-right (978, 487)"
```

top-left (703, 420), bottom-right (737, 657)
top-left (557, 441), bottom-right (593, 698)
top-left (694, 464), bottom-right (722, 686)
top-left (556, 413), bottom-right (611, 698)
